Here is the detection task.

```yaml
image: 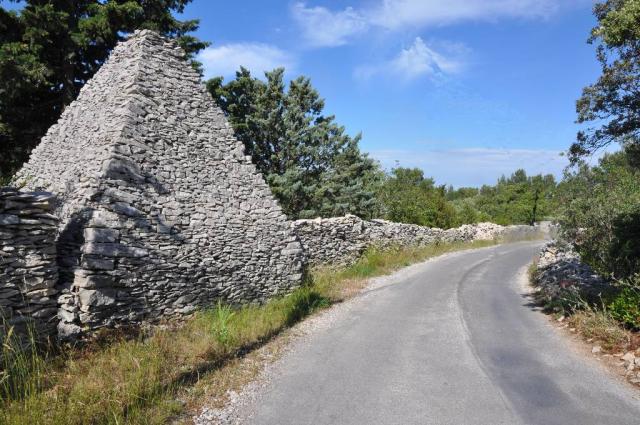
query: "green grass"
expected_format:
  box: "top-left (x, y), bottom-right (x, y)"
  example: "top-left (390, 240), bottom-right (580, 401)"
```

top-left (0, 238), bottom-right (510, 425)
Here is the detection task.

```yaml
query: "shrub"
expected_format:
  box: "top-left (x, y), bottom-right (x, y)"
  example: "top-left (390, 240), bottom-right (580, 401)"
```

top-left (608, 285), bottom-right (640, 329)
top-left (557, 151), bottom-right (640, 279)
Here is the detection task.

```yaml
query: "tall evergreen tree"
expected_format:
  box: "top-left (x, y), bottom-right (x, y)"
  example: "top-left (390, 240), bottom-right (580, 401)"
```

top-left (207, 68), bottom-right (383, 219)
top-left (0, 0), bottom-right (208, 179)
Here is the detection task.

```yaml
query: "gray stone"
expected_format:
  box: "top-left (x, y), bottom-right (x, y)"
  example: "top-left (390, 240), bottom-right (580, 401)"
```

top-left (0, 188), bottom-right (59, 341)
top-left (0, 214), bottom-right (19, 225)
top-left (84, 228), bottom-right (120, 243)
top-left (73, 273), bottom-right (115, 289)
top-left (293, 215), bottom-right (539, 267)
top-left (82, 243), bottom-right (148, 258)
top-left (58, 321), bottom-right (83, 339)
top-left (82, 257), bottom-right (115, 271)
top-left (78, 289), bottom-right (117, 308)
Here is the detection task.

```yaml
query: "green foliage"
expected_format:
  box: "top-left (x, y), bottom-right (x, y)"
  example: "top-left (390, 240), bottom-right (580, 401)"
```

top-left (210, 301), bottom-right (235, 346)
top-left (377, 167), bottom-right (458, 228)
top-left (283, 287), bottom-right (330, 326)
top-left (0, 0), bottom-right (208, 180)
top-left (444, 169), bottom-right (557, 226)
top-left (608, 285), bottom-right (640, 329)
top-left (445, 186), bottom-right (478, 201)
top-left (557, 151), bottom-right (640, 278)
top-left (473, 170), bottom-right (557, 225)
top-left (572, 0), bottom-right (640, 165)
top-left (207, 67), bottom-right (383, 219)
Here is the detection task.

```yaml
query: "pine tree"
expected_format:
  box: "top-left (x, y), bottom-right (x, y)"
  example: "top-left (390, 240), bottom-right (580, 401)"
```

top-left (208, 68), bottom-right (383, 219)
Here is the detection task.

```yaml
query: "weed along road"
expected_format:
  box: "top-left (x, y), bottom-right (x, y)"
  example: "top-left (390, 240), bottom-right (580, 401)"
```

top-left (232, 242), bottom-right (640, 425)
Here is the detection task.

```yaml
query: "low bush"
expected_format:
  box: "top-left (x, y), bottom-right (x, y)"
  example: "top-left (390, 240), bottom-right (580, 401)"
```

top-left (607, 283), bottom-right (640, 330)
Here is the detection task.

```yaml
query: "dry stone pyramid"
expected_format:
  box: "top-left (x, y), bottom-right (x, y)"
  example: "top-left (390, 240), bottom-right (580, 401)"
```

top-left (15, 30), bottom-right (305, 338)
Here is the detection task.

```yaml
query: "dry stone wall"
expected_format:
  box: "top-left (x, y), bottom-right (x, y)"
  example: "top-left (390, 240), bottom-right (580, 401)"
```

top-left (293, 215), bottom-right (540, 266)
top-left (13, 30), bottom-right (305, 340)
top-left (0, 189), bottom-right (59, 337)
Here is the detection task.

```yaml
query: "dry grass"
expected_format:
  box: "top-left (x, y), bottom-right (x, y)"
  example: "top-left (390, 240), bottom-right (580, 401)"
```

top-left (0, 238), bottom-right (506, 425)
top-left (567, 310), bottom-right (632, 352)
top-left (529, 253), bottom-right (637, 355)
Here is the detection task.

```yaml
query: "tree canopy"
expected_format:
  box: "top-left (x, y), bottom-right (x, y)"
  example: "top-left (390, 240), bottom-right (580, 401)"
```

top-left (572, 0), bottom-right (640, 166)
top-left (445, 170), bottom-right (557, 226)
top-left (0, 0), bottom-right (207, 179)
top-left (377, 167), bottom-right (458, 228)
top-left (207, 68), bottom-right (383, 220)
top-left (557, 151), bottom-right (640, 278)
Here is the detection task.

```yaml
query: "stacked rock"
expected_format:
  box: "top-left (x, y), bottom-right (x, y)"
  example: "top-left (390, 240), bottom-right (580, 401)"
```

top-left (0, 188), bottom-right (59, 338)
top-left (291, 215), bottom-right (369, 267)
top-left (534, 240), bottom-right (610, 306)
top-left (293, 215), bottom-right (541, 267)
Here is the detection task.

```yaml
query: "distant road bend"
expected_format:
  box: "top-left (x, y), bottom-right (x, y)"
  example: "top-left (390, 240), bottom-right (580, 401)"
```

top-left (233, 242), bottom-right (640, 425)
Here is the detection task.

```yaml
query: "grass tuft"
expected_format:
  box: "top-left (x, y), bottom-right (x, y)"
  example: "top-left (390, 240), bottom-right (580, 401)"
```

top-left (568, 310), bottom-right (631, 351)
top-left (0, 324), bottom-right (49, 404)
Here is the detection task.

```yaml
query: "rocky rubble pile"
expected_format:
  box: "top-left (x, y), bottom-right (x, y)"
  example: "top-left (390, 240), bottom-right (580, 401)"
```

top-left (0, 188), bottom-right (59, 337)
top-left (534, 240), bottom-right (611, 307)
top-left (472, 222), bottom-right (506, 240)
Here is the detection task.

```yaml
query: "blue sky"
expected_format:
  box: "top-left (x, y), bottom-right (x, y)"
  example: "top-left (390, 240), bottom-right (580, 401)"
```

top-left (5, 0), bottom-right (602, 187)
top-left (180, 0), bottom-right (602, 187)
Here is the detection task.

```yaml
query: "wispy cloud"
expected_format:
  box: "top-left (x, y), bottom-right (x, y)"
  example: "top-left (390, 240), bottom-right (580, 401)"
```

top-left (368, 0), bottom-right (560, 29)
top-left (198, 43), bottom-right (295, 79)
top-left (291, 2), bottom-right (368, 48)
top-left (291, 0), bottom-right (576, 49)
top-left (355, 37), bottom-right (468, 81)
top-left (370, 147), bottom-right (568, 187)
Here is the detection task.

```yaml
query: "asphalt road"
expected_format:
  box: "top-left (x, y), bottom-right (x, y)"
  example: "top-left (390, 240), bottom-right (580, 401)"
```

top-left (242, 242), bottom-right (640, 425)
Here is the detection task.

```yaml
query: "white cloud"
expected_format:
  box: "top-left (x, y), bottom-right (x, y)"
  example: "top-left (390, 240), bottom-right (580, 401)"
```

top-left (291, 2), bottom-right (368, 47)
top-left (291, 0), bottom-right (579, 47)
top-left (370, 147), bottom-right (568, 187)
top-left (369, 0), bottom-right (560, 29)
top-left (355, 37), bottom-right (467, 81)
top-left (198, 43), bottom-right (295, 79)
top-left (392, 37), bottom-right (464, 78)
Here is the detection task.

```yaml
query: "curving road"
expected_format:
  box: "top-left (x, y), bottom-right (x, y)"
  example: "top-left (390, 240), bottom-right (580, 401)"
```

top-left (236, 242), bottom-right (640, 424)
